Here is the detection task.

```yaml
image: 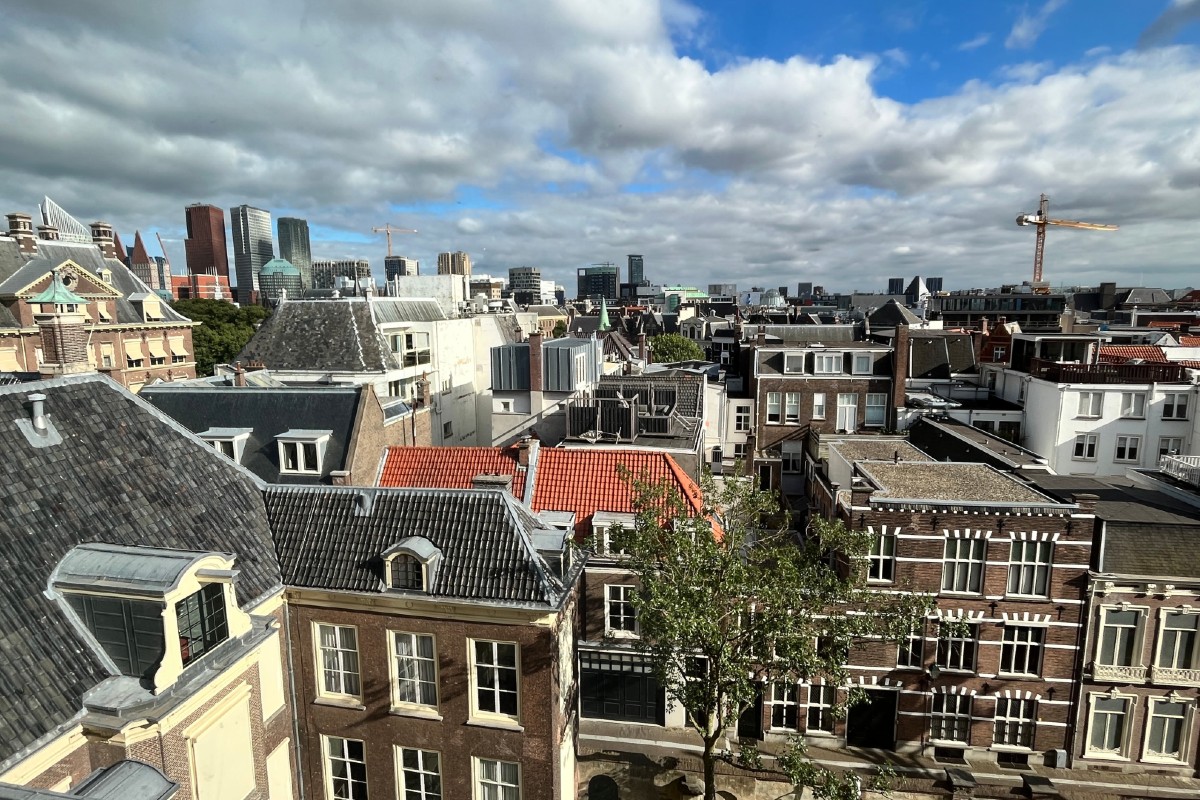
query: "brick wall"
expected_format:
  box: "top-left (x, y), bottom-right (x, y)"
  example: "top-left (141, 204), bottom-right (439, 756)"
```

top-left (345, 385), bottom-right (435, 484)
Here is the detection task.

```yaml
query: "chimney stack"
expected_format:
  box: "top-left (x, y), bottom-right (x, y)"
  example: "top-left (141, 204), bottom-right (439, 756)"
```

top-left (233, 361), bottom-right (247, 387)
top-left (756, 325), bottom-right (766, 347)
top-left (891, 324), bottom-right (910, 428)
top-left (638, 332), bottom-right (647, 361)
top-left (37, 225), bottom-right (60, 241)
top-left (90, 221), bottom-right (116, 259)
top-left (7, 212), bottom-right (36, 255)
top-left (528, 331), bottom-right (544, 393)
top-left (517, 436), bottom-right (540, 467)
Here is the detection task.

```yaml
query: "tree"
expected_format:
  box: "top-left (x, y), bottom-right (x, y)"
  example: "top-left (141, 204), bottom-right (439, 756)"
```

top-left (613, 466), bottom-right (933, 800)
top-left (649, 332), bottom-right (704, 363)
top-left (171, 299), bottom-right (271, 377)
top-left (552, 320), bottom-right (568, 338)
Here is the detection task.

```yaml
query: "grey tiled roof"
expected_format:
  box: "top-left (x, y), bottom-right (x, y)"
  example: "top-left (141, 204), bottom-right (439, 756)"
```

top-left (266, 486), bottom-right (571, 607)
top-left (0, 375), bottom-right (279, 764)
top-left (370, 298), bottom-right (447, 323)
top-left (236, 299), bottom-right (398, 372)
top-left (867, 300), bottom-right (921, 327)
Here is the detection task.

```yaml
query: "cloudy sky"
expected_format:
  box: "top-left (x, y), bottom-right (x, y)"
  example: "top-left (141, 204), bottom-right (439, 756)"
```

top-left (2, 0), bottom-right (1198, 293)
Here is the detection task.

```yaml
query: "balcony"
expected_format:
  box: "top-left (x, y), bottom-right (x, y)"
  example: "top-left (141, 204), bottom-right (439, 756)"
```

top-left (1029, 358), bottom-right (1190, 385)
top-left (1150, 665), bottom-right (1200, 688)
top-left (1160, 455), bottom-right (1200, 489)
top-left (1092, 663), bottom-right (1147, 683)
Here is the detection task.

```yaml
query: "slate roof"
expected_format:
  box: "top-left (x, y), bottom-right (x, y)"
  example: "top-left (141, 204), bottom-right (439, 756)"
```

top-left (1097, 344), bottom-right (1166, 363)
top-left (369, 297), bottom-right (448, 323)
top-left (867, 300), bottom-right (921, 327)
top-left (759, 324), bottom-right (858, 343)
top-left (236, 299), bottom-right (398, 372)
top-left (377, 446), bottom-right (527, 500)
top-left (140, 384), bottom-right (362, 484)
top-left (0, 375), bottom-right (278, 764)
top-left (908, 331), bottom-right (976, 377)
top-left (266, 486), bottom-right (570, 607)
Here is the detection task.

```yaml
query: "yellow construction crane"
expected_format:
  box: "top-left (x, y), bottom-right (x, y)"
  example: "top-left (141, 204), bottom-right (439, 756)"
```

top-left (1016, 194), bottom-right (1117, 290)
top-left (372, 224), bottom-right (417, 257)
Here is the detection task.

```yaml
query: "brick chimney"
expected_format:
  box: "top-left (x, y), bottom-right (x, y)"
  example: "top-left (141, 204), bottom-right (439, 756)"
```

top-left (891, 323), bottom-right (910, 427)
top-left (37, 225), bottom-right (60, 241)
top-left (90, 221), bottom-right (116, 259)
top-left (7, 212), bottom-right (36, 255)
top-left (756, 324), bottom-right (766, 347)
top-left (416, 371), bottom-right (432, 409)
top-left (233, 361), bottom-right (247, 387)
top-left (528, 331), bottom-right (544, 393)
top-left (638, 332), bottom-right (647, 361)
top-left (516, 435), bottom-right (540, 467)
top-left (1072, 492), bottom-right (1099, 516)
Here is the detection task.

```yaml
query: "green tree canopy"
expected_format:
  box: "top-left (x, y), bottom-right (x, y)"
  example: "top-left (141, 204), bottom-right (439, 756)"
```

top-left (613, 466), bottom-right (933, 800)
top-left (172, 299), bottom-right (271, 377)
top-left (649, 332), bottom-right (704, 363)
top-left (551, 320), bottom-right (568, 338)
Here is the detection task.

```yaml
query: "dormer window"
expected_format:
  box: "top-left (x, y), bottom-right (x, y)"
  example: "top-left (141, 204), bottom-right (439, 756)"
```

top-left (383, 537), bottom-right (443, 593)
top-left (852, 353), bottom-right (873, 374)
top-left (176, 583), bottom-right (228, 665)
top-left (276, 429), bottom-right (332, 475)
top-left (200, 427), bottom-right (253, 464)
top-left (592, 511), bottom-right (637, 556)
top-left (784, 353), bottom-right (805, 374)
top-left (814, 352), bottom-right (841, 374)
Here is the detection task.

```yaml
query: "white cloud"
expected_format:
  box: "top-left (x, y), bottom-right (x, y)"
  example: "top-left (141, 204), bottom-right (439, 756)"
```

top-left (0, 0), bottom-right (1196, 293)
top-left (1006, 0), bottom-right (1068, 50)
top-left (957, 33), bottom-right (991, 52)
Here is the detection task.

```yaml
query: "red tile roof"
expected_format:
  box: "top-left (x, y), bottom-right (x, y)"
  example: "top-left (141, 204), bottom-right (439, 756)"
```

top-left (1180, 336), bottom-right (1200, 347)
top-left (1098, 345), bottom-right (1166, 363)
top-left (377, 446), bottom-right (526, 500)
top-left (531, 449), bottom-right (704, 535)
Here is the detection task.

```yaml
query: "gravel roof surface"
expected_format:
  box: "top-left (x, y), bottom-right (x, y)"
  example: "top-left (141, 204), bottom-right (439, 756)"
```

top-left (861, 462), bottom-right (1055, 504)
top-left (829, 440), bottom-right (933, 464)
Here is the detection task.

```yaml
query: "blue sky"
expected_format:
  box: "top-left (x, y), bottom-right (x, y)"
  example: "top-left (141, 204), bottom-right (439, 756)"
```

top-left (2, 0), bottom-right (1199, 292)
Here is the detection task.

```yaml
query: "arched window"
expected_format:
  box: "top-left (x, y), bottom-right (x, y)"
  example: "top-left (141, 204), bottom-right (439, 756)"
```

top-left (391, 554), bottom-right (424, 591)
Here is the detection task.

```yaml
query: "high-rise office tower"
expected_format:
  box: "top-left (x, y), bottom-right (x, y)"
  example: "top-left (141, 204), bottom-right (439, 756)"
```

top-left (230, 205), bottom-right (274, 304)
top-left (385, 256), bottom-right (419, 280)
top-left (437, 251), bottom-right (472, 276)
top-left (888, 277), bottom-right (905, 295)
top-left (184, 204), bottom-right (230, 280)
top-left (577, 265), bottom-right (619, 301)
top-left (926, 277), bottom-right (944, 294)
top-left (277, 217), bottom-right (312, 289)
top-left (508, 266), bottom-right (543, 306)
top-left (312, 259), bottom-right (372, 290)
top-left (627, 254), bottom-right (644, 286)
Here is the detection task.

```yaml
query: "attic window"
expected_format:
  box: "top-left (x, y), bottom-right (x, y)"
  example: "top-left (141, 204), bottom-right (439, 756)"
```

top-left (97, 305), bottom-right (113, 322)
top-left (784, 353), bottom-right (805, 374)
top-left (276, 429), bottom-right (332, 474)
top-left (200, 428), bottom-right (253, 464)
top-left (383, 537), bottom-right (443, 593)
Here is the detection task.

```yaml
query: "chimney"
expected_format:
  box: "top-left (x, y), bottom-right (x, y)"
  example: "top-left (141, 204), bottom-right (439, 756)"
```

top-left (233, 361), bottom-right (246, 387)
top-left (891, 324), bottom-right (910, 427)
top-left (1072, 492), bottom-right (1099, 516)
top-left (756, 325), bottom-right (766, 347)
top-left (90, 221), bottom-right (116, 259)
top-left (517, 435), bottom-right (540, 467)
top-left (472, 473), bottom-right (514, 492)
top-left (7, 212), bottom-right (36, 255)
top-left (638, 332), bottom-right (647, 361)
top-left (528, 331), bottom-right (544, 393)
top-left (417, 371), bottom-right (432, 408)
top-left (37, 225), bottom-right (60, 241)
top-left (27, 393), bottom-right (48, 433)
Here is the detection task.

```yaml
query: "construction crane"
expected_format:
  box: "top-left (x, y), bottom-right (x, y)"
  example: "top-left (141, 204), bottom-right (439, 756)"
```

top-left (1016, 194), bottom-right (1117, 290)
top-left (372, 224), bottom-right (417, 257)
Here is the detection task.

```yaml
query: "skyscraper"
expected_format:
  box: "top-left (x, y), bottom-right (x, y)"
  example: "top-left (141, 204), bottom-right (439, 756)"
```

top-left (312, 259), bottom-right (372, 290)
top-left (627, 254), bottom-right (644, 285)
top-left (277, 217), bottom-right (312, 289)
top-left (437, 251), bottom-right (472, 276)
top-left (385, 256), bottom-right (419, 280)
top-left (508, 266), bottom-right (543, 306)
top-left (230, 205), bottom-right (274, 304)
top-left (888, 277), bottom-right (905, 295)
top-left (577, 265), bottom-right (618, 301)
top-left (184, 204), bottom-right (230, 280)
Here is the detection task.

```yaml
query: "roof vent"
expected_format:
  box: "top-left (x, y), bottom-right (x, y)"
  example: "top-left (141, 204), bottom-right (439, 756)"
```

top-left (354, 491), bottom-right (376, 517)
top-left (472, 473), bottom-right (513, 491)
top-left (16, 392), bottom-right (62, 448)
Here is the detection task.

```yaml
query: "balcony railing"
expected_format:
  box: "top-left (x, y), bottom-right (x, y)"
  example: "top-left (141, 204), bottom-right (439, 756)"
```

top-left (1150, 665), bottom-right (1200, 688)
top-left (1029, 358), bottom-right (1191, 385)
top-left (1092, 663), bottom-right (1147, 683)
top-left (1160, 455), bottom-right (1200, 489)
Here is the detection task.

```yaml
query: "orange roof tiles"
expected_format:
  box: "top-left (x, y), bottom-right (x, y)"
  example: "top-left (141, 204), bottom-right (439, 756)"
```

top-left (378, 446), bottom-right (526, 500)
top-left (1098, 345), bottom-right (1166, 363)
top-left (1180, 336), bottom-right (1200, 347)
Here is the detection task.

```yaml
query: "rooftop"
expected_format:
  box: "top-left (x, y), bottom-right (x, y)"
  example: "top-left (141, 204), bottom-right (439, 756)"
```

top-left (377, 445), bottom-right (527, 500)
top-left (858, 461), bottom-right (1059, 506)
top-left (827, 440), bottom-right (933, 464)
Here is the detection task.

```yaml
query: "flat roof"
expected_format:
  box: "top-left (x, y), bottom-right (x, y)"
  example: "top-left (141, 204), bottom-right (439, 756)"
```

top-left (859, 462), bottom-right (1058, 505)
top-left (918, 417), bottom-right (1044, 467)
top-left (828, 440), bottom-right (933, 464)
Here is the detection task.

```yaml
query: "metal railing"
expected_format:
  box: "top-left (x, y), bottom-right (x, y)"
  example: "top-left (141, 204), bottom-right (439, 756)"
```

top-left (1029, 358), bottom-right (1190, 384)
top-left (1160, 455), bottom-right (1200, 488)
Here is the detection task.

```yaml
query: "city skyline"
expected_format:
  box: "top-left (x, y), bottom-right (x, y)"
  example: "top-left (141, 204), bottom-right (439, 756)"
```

top-left (1, 2), bottom-right (1198, 292)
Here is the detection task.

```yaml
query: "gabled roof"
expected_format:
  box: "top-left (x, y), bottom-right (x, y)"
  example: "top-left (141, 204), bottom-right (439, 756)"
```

top-left (1098, 344), bottom-right (1166, 363)
top-left (236, 299), bottom-right (398, 372)
top-left (140, 384), bottom-right (363, 484)
top-left (267, 486), bottom-right (570, 607)
top-left (0, 375), bottom-right (279, 763)
top-left (867, 300), bottom-right (921, 327)
top-left (759, 324), bottom-right (858, 343)
top-left (377, 446), bottom-right (527, 500)
top-left (129, 231), bottom-right (153, 266)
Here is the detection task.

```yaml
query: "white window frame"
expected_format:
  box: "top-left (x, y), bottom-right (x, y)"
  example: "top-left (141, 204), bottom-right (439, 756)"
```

top-left (397, 747), bottom-right (442, 800)
top-left (394, 330), bottom-right (432, 367)
top-left (1115, 435), bottom-right (1142, 463)
top-left (1085, 693), bottom-right (1132, 758)
top-left (993, 697), bottom-right (1037, 749)
top-left (1007, 539), bottom-right (1052, 597)
top-left (1077, 391), bottom-right (1103, 418)
top-left (734, 404), bottom-right (751, 432)
top-left (814, 352), bottom-right (841, 375)
top-left (323, 735), bottom-right (368, 800)
top-left (812, 392), bottom-right (826, 420)
top-left (1073, 433), bottom-right (1098, 461)
top-left (1159, 436), bottom-right (1184, 458)
top-left (473, 757), bottom-right (521, 800)
top-left (1120, 392), bottom-right (1146, 419)
top-left (784, 392), bottom-right (801, 423)
top-left (732, 442), bottom-right (747, 460)
top-left (606, 584), bottom-right (638, 637)
top-left (390, 631), bottom-right (439, 713)
top-left (783, 353), bottom-right (805, 374)
top-left (1157, 611), bottom-right (1200, 672)
top-left (1163, 392), bottom-right (1190, 421)
top-left (469, 639), bottom-right (521, 725)
top-left (852, 352), bottom-right (873, 375)
top-left (999, 625), bottom-right (1044, 677)
top-left (316, 623), bottom-right (361, 701)
top-left (897, 625), bottom-right (923, 670)
top-left (805, 683), bottom-right (836, 734)
top-left (867, 529), bottom-right (895, 583)
top-left (936, 622), bottom-right (979, 673)
top-left (768, 681), bottom-right (800, 731)
top-left (1144, 697), bottom-right (1193, 763)
top-left (865, 393), bottom-right (887, 426)
top-left (277, 430), bottom-right (332, 475)
top-left (835, 393), bottom-right (857, 432)
top-left (942, 537), bottom-right (986, 594)
top-left (1096, 607), bottom-right (1147, 668)
top-left (766, 392), bottom-right (782, 423)
top-left (930, 692), bottom-right (972, 744)
top-left (992, 344), bottom-right (1007, 363)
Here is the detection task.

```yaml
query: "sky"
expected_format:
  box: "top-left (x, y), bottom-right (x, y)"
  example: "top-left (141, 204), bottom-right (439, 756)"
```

top-left (1, 0), bottom-right (1199, 294)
